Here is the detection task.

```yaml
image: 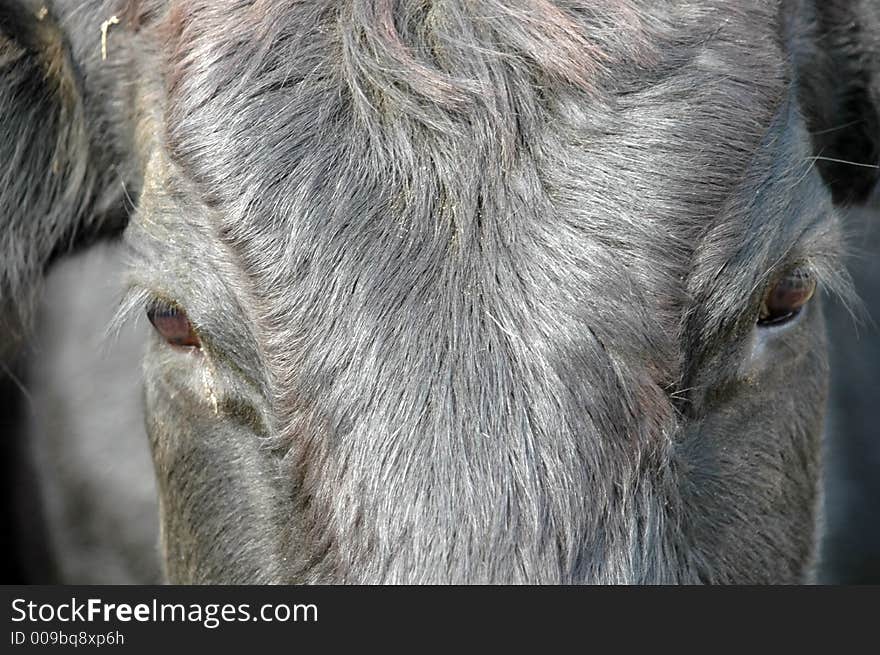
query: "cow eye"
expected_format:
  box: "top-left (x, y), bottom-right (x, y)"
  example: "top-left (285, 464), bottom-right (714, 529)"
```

top-left (758, 267), bottom-right (817, 327)
top-left (146, 301), bottom-right (201, 349)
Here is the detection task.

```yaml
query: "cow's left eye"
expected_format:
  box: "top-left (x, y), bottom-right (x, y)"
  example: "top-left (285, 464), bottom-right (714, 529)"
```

top-left (146, 301), bottom-right (201, 349)
top-left (758, 267), bottom-right (817, 327)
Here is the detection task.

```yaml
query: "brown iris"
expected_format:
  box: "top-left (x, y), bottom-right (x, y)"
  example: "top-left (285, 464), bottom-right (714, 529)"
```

top-left (146, 301), bottom-right (201, 348)
top-left (758, 267), bottom-right (817, 327)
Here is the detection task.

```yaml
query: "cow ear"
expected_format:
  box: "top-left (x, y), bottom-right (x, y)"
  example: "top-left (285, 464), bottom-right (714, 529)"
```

top-left (0, 4), bottom-right (124, 349)
top-left (790, 1), bottom-right (880, 205)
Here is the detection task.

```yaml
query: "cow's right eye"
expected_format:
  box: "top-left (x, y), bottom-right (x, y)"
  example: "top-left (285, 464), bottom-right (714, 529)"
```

top-left (757, 267), bottom-right (817, 327)
top-left (146, 301), bottom-right (202, 349)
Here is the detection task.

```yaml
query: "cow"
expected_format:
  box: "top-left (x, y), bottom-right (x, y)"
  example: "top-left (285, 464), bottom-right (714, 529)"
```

top-left (1, 0), bottom-right (879, 583)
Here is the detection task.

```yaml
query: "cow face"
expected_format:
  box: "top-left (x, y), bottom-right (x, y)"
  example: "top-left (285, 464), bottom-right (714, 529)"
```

top-left (3, 0), bottom-right (876, 583)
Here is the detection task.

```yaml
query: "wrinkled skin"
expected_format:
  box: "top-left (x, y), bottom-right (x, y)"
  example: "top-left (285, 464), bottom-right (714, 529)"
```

top-left (1, 0), bottom-right (879, 583)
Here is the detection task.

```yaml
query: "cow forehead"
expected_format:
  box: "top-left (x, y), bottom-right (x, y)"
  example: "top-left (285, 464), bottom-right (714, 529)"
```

top-left (158, 0), bottom-right (786, 202)
top-left (156, 2), bottom-right (787, 225)
top-left (145, 1), bottom-right (790, 399)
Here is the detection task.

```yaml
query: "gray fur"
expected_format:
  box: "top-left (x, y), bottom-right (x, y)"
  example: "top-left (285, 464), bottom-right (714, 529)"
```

top-left (2, 0), bottom-right (878, 583)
